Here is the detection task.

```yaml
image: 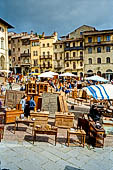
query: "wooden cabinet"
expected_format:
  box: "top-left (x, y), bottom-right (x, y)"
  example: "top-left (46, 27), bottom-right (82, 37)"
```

top-left (55, 112), bottom-right (74, 128)
top-left (5, 110), bottom-right (23, 124)
top-left (30, 111), bottom-right (49, 126)
top-left (89, 122), bottom-right (105, 147)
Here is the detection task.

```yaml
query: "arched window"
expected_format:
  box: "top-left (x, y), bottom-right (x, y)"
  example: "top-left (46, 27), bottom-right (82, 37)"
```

top-left (1, 37), bottom-right (4, 49)
top-left (47, 51), bottom-right (50, 56)
top-left (66, 62), bottom-right (69, 67)
top-left (48, 61), bottom-right (50, 67)
top-left (106, 57), bottom-right (110, 63)
top-left (47, 43), bottom-right (49, 47)
top-left (73, 62), bottom-right (76, 69)
top-left (97, 71), bottom-right (101, 76)
top-left (97, 47), bottom-right (101, 53)
top-left (0, 56), bottom-right (5, 69)
top-left (97, 58), bottom-right (101, 64)
top-left (88, 58), bottom-right (92, 64)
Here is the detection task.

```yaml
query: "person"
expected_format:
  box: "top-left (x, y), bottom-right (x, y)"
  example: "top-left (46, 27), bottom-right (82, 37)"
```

top-left (29, 96), bottom-right (36, 111)
top-left (20, 95), bottom-right (27, 112)
top-left (9, 82), bottom-right (12, 90)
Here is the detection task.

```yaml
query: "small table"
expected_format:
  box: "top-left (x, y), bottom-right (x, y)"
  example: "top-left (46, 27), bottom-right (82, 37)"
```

top-left (33, 127), bottom-right (57, 145)
top-left (67, 129), bottom-right (86, 147)
top-left (14, 118), bottom-right (34, 134)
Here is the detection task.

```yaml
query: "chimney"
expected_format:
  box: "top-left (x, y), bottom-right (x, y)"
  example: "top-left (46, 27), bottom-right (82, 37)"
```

top-left (42, 32), bottom-right (45, 37)
top-left (31, 30), bottom-right (33, 35)
top-left (25, 32), bottom-right (28, 36)
top-left (53, 32), bottom-right (57, 36)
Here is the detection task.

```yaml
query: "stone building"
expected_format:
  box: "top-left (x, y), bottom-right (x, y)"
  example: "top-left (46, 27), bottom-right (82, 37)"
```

top-left (83, 29), bottom-right (113, 80)
top-left (0, 18), bottom-right (13, 71)
top-left (53, 40), bottom-right (65, 73)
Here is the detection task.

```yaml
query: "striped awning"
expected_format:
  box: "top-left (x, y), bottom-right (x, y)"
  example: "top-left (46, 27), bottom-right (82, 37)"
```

top-left (83, 84), bottom-right (113, 100)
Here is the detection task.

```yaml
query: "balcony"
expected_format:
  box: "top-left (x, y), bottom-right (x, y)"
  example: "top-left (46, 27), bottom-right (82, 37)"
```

top-left (64, 46), bottom-right (83, 51)
top-left (20, 61), bottom-right (31, 66)
top-left (40, 55), bottom-right (52, 60)
top-left (31, 64), bottom-right (40, 67)
top-left (40, 64), bottom-right (52, 68)
top-left (54, 65), bottom-right (62, 69)
top-left (20, 53), bottom-right (31, 57)
top-left (65, 56), bottom-right (83, 61)
top-left (85, 40), bottom-right (113, 47)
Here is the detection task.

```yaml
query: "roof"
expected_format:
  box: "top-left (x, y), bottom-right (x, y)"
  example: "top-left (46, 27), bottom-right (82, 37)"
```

top-left (83, 29), bottom-right (113, 36)
top-left (0, 18), bottom-right (14, 29)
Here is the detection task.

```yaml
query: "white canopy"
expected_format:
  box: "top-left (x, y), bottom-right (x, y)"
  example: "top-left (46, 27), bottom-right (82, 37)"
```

top-left (48, 71), bottom-right (58, 76)
top-left (0, 70), bottom-right (12, 73)
top-left (38, 72), bottom-right (53, 78)
top-left (85, 75), bottom-right (109, 82)
top-left (83, 84), bottom-right (113, 100)
top-left (59, 72), bottom-right (76, 77)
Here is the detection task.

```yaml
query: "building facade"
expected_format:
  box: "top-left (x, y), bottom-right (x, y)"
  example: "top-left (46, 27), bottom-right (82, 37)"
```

top-left (0, 18), bottom-right (13, 71)
top-left (83, 29), bottom-right (113, 80)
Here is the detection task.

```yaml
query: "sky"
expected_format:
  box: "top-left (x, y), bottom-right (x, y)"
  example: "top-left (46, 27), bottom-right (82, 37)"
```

top-left (1, 0), bottom-right (113, 37)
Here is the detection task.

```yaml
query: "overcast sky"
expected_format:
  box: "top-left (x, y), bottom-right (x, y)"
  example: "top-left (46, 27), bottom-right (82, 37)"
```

top-left (1, 0), bottom-right (113, 37)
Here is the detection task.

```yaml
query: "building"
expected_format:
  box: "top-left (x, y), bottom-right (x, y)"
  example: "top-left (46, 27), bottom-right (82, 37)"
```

top-left (0, 18), bottom-right (13, 71)
top-left (30, 36), bottom-right (40, 73)
top-left (9, 31), bottom-right (35, 74)
top-left (83, 29), bottom-right (113, 80)
top-left (53, 40), bottom-right (65, 73)
top-left (54, 25), bottom-right (95, 77)
top-left (39, 32), bottom-right (57, 73)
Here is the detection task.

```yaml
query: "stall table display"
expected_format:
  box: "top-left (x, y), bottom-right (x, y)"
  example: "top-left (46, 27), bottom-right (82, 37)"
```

top-left (5, 109), bottom-right (24, 123)
top-left (67, 129), bottom-right (86, 147)
top-left (55, 112), bottom-right (74, 128)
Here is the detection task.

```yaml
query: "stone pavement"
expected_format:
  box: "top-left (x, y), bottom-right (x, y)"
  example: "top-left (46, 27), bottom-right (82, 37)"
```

top-left (0, 123), bottom-right (113, 170)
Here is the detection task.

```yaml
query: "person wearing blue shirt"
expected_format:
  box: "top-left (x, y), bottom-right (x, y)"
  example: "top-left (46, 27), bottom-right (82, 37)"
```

top-left (29, 96), bottom-right (36, 111)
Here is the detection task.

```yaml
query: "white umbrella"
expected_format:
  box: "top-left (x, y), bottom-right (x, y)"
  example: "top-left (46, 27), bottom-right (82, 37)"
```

top-left (85, 75), bottom-right (109, 82)
top-left (48, 71), bottom-right (58, 76)
top-left (38, 72), bottom-right (53, 78)
top-left (0, 70), bottom-right (12, 73)
top-left (59, 72), bottom-right (76, 77)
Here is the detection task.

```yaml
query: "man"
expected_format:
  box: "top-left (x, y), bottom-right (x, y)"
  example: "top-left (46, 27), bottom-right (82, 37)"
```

top-left (29, 96), bottom-right (36, 111)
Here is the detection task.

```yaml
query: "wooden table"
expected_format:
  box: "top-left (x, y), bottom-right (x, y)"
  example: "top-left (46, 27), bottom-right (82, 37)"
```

top-left (67, 129), bottom-right (86, 147)
top-left (33, 127), bottom-right (57, 145)
top-left (14, 118), bottom-right (34, 133)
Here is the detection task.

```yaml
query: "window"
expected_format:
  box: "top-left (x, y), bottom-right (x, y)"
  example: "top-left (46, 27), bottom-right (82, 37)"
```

top-left (13, 48), bottom-right (15, 52)
top-left (43, 44), bottom-right (45, 47)
top-left (66, 62), bottom-right (69, 67)
top-left (88, 37), bottom-right (92, 43)
top-left (47, 43), bottom-right (49, 47)
top-left (97, 36), bottom-right (101, 42)
top-left (47, 51), bottom-right (50, 56)
top-left (73, 43), bottom-right (75, 47)
top-left (66, 43), bottom-right (69, 47)
top-left (66, 52), bottom-right (69, 59)
top-left (43, 52), bottom-right (45, 56)
top-left (80, 62), bottom-right (83, 67)
top-left (1, 38), bottom-right (4, 49)
top-left (106, 57), bottom-right (110, 63)
top-left (106, 46), bottom-right (110, 52)
top-left (13, 57), bottom-right (15, 62)
top-left (55, 53), bottom-right (57, 60)
top-left (88, 47), bottom-right (92, 54)
top-left (80, 32), bottom-right (83, 35)
top-left (106, 35), bottom-right (110, 41)
top-left (8, 40), bottom-right (11, 44)
top-left (73, 62), bottom-right (76, 69)
top-left (60, 44), bottom-right (62, 48)
top-left (33, 51), bottom-right (35, 56)
top-left (60, 53), bottom-right (62, 60)
top-left (97, 58), bottom-right (101, 64)
top-left (0, 27), bottom-right (4, 32)
top-left (48, 61), bottom-right (50, 67)
top-left (34, 59), bottom-right (38, 66)
top-left (32, 42), bottom-right (34, 46)
top-left (18, 39), bottom-right (20, 43)
top-left (97, 47), bottom-right (101, 53)
top-left (89, 58), bottom-right (92, 64)
top-left (73, 52), bottom-right (76, 57)
top-left (55, 45), bottom-right (57, 49)
top-left (36, 51), bottom-right (38, 56)
top-left (18, 48), bottom-right (20, 52)
top-left (80, 42), bottom-right (83, 47)
top-left (18, 57), bottom-right (20, 61)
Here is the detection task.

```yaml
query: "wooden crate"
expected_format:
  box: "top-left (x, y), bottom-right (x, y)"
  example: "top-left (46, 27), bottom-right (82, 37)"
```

top-left (55, 112), bottom-right (74, 128)
top-left (5, 110), bottom-right (24, 124)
